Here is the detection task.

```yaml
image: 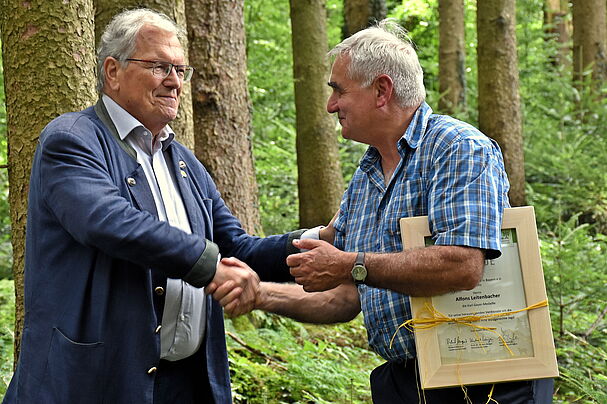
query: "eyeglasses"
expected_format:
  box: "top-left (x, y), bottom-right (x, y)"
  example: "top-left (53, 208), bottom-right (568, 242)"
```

top-left (125, 58), bottom-right (194, 82)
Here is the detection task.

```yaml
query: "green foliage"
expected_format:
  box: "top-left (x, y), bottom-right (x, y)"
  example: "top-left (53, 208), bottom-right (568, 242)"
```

top-left (226, 311), bottom-right (382, 403)
top-left (518, 0), bottom-right (607, 236)
top-left (0, 279), bottom-right (15, 399)
top-left (0, 1), bottom-right (606, 403)
top-left (246, 0), bottom-right (350, 234)
top-left (541, 220), bottom-right (607, 403)
top-left (514, 3), bottom-right (607, 402)
top-left (246, 0), bottom-right (298, 235)
top-left (515, 2), bottom-right (607, 402)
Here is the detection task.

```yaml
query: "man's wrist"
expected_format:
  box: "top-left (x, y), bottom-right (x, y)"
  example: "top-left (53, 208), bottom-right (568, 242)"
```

top-left (254, 282), bottom-right (268, 311)
top-left (342, 252), bottom-right (359, 283)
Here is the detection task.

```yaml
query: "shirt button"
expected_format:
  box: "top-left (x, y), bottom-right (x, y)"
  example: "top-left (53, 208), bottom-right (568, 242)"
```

top-left (179, 160), bottom-right (186, 168)
top-left (147, 366), bottom-right (157, 374)
top-left (154, 286), bottom-right (164, 296)
top-left (155, 325), bottom-right (162, 333)
top-left (127, 177), bottom-right (136, 186)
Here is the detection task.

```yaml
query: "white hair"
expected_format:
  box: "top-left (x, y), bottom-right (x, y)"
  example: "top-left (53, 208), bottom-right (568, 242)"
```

top-left (96, 8), bottom-right (185, 93)
top-left (328, 19), bottom-right (425, 108)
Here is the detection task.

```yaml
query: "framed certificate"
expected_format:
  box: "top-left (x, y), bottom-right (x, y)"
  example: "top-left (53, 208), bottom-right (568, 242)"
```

top-left (400, 206), bottom-right (559, 389)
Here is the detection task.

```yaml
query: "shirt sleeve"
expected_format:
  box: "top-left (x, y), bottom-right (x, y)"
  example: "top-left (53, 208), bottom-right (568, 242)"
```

top-left (427, 135), bottom-right (510, 259)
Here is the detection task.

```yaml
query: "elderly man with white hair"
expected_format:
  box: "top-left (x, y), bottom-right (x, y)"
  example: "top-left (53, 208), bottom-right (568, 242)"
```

top-left (4, 8), bottom-right (303, 404)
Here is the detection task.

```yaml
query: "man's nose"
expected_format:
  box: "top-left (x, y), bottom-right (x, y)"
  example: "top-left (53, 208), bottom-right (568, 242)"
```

top-left (326, 93), bottom-right (338, 113)
top-left (163, 67), bottom-right (181, 88)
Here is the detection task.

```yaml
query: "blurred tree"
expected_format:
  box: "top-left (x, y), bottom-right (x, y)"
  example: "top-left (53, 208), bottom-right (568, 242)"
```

top-left (343, 0), bottom-right (387, 37)
top-left (477, 0), bottom-right (526, 206)
top-left (572, 0), bottom-right (607, 92)
top-left (95, 0), bottom-right (195, 150)
top-left (185, 0), bottom-right (262, 234)
top-left (0, 0), bottom-right (97, 363)
top-left (438, 0), bottom-right (466, 113)
top-left (290, 0), bottom-right (344, 227)
top-left (544, 0), bottom-right (570, 68)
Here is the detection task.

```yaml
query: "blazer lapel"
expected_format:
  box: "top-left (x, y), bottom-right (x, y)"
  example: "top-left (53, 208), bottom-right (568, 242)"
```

top-left (94, 100), bottom-right (137, 160)
top-left (95, 100), bottom-right (158, 218)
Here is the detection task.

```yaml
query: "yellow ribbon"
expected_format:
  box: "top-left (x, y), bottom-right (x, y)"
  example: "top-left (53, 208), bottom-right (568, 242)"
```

top-left (393, 299), bottom-right (549, 404)
top-left (390, 299), bottom-right (549, 355)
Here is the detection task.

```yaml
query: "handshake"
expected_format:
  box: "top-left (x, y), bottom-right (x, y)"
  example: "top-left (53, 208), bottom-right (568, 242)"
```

top-left (206, 224), bottom-right (344, 317)
top-left (205, 256), bottom-right (261, 317)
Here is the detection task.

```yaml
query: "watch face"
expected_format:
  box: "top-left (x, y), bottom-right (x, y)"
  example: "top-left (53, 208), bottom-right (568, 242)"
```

top-left (352, 265), bottom-right (367, 281)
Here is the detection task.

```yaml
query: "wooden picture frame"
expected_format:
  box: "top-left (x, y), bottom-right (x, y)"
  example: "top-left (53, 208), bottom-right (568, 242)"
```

top-left (399, 206), bottom-right (559, 389)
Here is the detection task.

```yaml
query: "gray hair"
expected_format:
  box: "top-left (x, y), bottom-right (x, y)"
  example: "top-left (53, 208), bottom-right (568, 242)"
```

top-left (96, 8), bottom-right (185, 93)
top-left (328, 19), bottom-right (425, 108)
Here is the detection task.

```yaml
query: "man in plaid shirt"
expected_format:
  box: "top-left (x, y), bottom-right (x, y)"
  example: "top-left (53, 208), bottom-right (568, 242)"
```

top-left (209, 19), bottom-right (553, 403)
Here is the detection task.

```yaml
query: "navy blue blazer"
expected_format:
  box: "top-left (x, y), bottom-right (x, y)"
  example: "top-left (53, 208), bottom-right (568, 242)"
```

top-left (3, 101), bottom-right (297, 404)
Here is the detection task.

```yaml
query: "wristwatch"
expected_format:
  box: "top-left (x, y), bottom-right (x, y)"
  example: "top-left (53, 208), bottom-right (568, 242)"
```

top-left (351, 252), bottom-right (367, 285)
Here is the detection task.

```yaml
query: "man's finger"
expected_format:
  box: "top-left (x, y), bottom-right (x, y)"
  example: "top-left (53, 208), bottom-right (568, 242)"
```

top-left (286, 253), bottom-right (306, 267)
top-left (205, 282), bottom-right (218, 295)
top-left (210, 280), bottom-right (235, 301)
top-left (223, 299), bottom-right (241, 317)
top-left (218, 287), bottom-right (243, 307)
top-left (221, 256), bottom-right (246, 267)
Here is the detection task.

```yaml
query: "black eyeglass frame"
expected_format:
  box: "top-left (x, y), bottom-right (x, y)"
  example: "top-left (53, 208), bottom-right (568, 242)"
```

top-left (125, 58), bottom-right (194, 82)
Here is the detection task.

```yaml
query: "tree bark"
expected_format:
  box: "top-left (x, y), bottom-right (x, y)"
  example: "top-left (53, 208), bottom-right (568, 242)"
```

top-left (185, 0), bottom-right (262, 234)
top-left (477, 0), bottom-right (526, 207)
top-left (572, 0), bottom-right (607, 89)
top-left (544, 0), bottom-right (571, 68)
top-left (290, 0), bottom-right (344, 227)
top-left (438, 0), bottom-right (466, 113)
top-left (0, 0), bottom-right (97, 364)
top-left (343, 0), bottom-right (387, 37)
top-left (95, 0), bottom-right (195, 151)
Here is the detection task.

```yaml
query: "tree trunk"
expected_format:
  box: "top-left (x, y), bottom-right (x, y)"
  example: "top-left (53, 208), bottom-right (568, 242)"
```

top-left (185, 0), bottom-right (262, 234)
top-left (438, 0), bottom-right (466, 113)
top-left (544, 0), bottom-right (571, 68)
top-left (95, 0), bottom-right (195, 151)
top-left (343, 0), bottom-right (387, 38)
top-left (572, 0), bottom-right (607, 90)
top-left (290, 0), bottom-right (344, 227)
top-left (477, 0), bottom-right (526, 207)
top-left (0, 0), bottom-right (97, 364)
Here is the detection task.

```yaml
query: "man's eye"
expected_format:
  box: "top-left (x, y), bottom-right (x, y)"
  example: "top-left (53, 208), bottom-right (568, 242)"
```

top-left (154, 63), bottom-right (171, 74)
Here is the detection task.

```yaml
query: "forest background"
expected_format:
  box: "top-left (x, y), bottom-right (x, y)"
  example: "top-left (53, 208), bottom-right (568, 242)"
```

top-left (0, 0), bottom-right (606, 403)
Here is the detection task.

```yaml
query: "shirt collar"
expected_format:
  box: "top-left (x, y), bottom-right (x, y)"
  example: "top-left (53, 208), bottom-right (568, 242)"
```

top-left (398, 101), bottom-right (432, 152)
top-left (101, 94), bottom-right (175, 150)
top-left (359, 102), bottom-right (432, 172)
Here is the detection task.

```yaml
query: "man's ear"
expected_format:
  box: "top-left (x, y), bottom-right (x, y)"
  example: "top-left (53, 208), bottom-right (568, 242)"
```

top-left (103, 57), bottom-right (121, 91)
top-left (374, 74), bottom-right (394, 108)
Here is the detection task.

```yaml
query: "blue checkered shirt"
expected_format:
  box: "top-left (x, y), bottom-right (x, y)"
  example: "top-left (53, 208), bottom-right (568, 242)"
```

top-left (333, 102), bottom-right (510, 362)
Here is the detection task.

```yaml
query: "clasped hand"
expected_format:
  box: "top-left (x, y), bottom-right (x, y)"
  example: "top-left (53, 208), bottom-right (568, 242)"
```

top-left (206, 257), bottom-right (260, 317)
top-left (287, 238), bottom-right (350, 292)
